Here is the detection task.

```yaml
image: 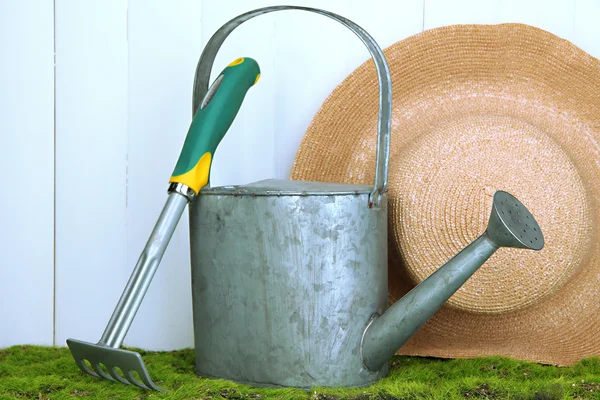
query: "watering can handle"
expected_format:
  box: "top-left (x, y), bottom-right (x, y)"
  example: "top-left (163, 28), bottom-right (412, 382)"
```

top-left (192, 6), bottom-right (392, 207)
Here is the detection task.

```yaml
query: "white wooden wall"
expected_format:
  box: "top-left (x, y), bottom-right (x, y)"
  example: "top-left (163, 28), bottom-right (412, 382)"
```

top-left (2, 0), bottom-right (600, 350)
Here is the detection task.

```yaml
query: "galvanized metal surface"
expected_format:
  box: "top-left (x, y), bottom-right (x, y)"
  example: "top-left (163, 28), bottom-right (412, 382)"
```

top-left (189, 192), bottom-right (389, 388)
top-left (192, 5), bottom-right (392, 207)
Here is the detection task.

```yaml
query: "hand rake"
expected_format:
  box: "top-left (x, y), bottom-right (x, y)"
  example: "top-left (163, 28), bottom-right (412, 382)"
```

top-left (67, 57), bottom-right (261, 391)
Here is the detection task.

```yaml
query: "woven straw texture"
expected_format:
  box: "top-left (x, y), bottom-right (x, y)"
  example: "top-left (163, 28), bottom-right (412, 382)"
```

top-left (290, 23), bottom-right (600, 366)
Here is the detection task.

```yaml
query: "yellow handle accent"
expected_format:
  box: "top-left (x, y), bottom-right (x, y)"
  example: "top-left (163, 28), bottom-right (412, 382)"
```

top-left (169, 152), bottom-right (212, 194)
top-left (254, 73), bottom-right (261, 85)
top-left (227, 57), bottom-right (245, 67)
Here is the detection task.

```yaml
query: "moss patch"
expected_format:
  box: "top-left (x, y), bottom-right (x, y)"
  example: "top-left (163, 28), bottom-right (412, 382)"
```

top-left (0, 346), bottom-right (600, 399)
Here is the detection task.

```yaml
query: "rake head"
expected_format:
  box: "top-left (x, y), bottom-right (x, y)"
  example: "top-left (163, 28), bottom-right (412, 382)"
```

top-left (67, 338), bottom-right (166, 392)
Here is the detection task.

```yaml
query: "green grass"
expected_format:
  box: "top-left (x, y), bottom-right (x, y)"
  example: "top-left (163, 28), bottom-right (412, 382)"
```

top-left (1, 346), bottom-right (600, 399)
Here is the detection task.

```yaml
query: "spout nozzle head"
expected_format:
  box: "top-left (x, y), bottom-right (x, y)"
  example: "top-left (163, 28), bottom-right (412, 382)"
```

top-left (486, 191), bottom-right (544, 251)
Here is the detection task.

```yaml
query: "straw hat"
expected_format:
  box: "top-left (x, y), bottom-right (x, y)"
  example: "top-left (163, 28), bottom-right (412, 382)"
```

top-left (290, 23), bottom-right (600, 366)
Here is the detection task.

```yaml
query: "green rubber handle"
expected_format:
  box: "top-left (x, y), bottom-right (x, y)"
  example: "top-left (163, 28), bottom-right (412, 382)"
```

top-left (169, 57), bottom-right (260, 194)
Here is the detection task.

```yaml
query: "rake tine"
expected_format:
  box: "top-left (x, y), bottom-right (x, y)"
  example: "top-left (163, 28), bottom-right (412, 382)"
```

top-left (74, 359), bottom-right (99, 378)
top-left (108, 366), bottom-right (131, 385)
top-left (126, 370), bottom-right (151, 390)
top-left (92, 363), bottom-right (115, 382)
top-left (132, 367), bottom-right (164, 392)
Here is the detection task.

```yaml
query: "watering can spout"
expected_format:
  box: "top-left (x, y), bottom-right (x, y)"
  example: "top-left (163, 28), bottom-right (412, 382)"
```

top-left (360, 191), bottom-right (544, 372)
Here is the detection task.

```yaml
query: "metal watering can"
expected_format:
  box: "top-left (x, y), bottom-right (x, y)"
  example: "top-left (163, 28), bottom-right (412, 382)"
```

top-left (189, 6), bottom-right (545, 389)
top-left (66, 5), bottom-right (545, 392)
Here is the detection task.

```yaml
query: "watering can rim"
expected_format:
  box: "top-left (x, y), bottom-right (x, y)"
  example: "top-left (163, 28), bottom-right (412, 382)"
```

top-left (199, 178), bottom-right (374, 196)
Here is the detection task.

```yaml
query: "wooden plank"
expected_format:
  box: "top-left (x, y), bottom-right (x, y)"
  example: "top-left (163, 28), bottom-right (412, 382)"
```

top-left (272, 0), bottom-right (424, 178)
top-left (125, 0), bottom-right (206, 350)
top-left (424, 0), bottom-right (503, 27)
top-left (54, 0), bottom-right (128, 347)
top-left (496, 0), bottom-right (575, 39)
top-left (573, 0), bottom-right (600, 59)
top-left (424, 0), bottom-right (575, 39)
top-left (0, 0), bottom-right (55, 347)
top-left (198, 0), bottom-right (278, 187)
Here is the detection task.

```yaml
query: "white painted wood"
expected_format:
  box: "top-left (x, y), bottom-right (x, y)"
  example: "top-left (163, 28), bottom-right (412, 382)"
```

top-left (0, 0), bottom-right (55, 347)
top-left (495, 0), bottom-right (575, 40)
top-left (54, 0), bottom-right (128, 347)
top-left (198, 0), bottom-right (279, 187)
top-left (573, 0), bottom-right (600, 58)
top-left (125, 0), bottom-right (207, 350)
top-left (271, 0), bottom-right (424, 179)
top-left (5, 0), bottom-right (600, 350)
top-left (424, 0), bottom-right (504, 26)
top-left (424, 0), bottom-right (575, 39)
